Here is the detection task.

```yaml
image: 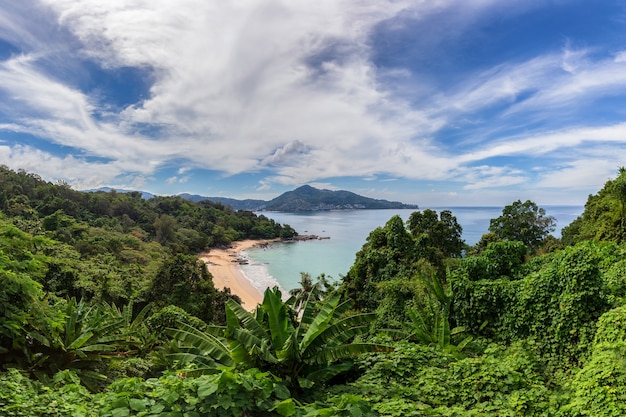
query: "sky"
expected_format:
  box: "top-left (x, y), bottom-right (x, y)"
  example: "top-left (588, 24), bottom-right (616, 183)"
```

top-left (1, 1), bottom-right (626, 206)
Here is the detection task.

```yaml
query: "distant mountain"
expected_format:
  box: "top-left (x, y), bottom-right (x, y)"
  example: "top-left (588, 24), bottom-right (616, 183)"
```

top-left (86, 187), bottom-right (155, 199)
top-left (263, 185), bottom-right (418, 211)
top-left (178, 193), bottom-right (266, 211)
top-left (181, 185), bottom-right (418, 212)
top-left (85, 186), bottom-right (417, 212)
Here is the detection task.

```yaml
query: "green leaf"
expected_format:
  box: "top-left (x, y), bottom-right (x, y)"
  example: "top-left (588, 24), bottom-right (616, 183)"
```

top-left (316, 343), bottom-right (392, 364)
top-left (305, 362), bottom-right (353, 383)
top-left (168, 322), bottom-right (234, 367)
top-left (261, 287), bottom-right (291, 349)
top-left (274, 383), bottom-right (291, 400)
top-left (298, 285), bottom-right (321, 326)
top-left (299, 291), bottom-right (341, 351)
top-left (275, 398), bottom-right (297, 416)
top-left (129, 398), bottom-right (147, 412)
top-left (197, 381), bottom-right (219, 398)
top-left (110, 407), bottom-right (130, 417)
top-left (162, 390), bottom-right (179, 405)
top-left (304, 313), bottom-right (376, 354)
top-left (226, 299), bottom-right (266, 339)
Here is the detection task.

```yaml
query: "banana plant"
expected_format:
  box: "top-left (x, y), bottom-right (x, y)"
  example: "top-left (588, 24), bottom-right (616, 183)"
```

top-left (169, 286), bottom-right (391, 388)
top-left (25, 298), bottom-right (129, 391)
top-left (401, 272), bottom-right (472, 357)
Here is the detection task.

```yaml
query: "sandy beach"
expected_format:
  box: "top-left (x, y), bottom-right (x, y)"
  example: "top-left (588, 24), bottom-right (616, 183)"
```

top-left (198, 239), bottom-right (279, 310)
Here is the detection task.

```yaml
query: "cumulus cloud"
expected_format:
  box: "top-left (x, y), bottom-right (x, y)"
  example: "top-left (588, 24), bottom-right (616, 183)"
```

top-left (0, 143), bottom-right (126, 189)
top-left (261, 140), bottom-right (309, 166)
top-left (166, 175), bottom-right (190, 185)
top-left (0, 0), bottom-right (625, 202)
top-left (17, 0), bottom-right (475, 182)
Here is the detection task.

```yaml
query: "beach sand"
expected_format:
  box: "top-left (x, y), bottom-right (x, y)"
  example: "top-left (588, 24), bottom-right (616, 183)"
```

top-left (198, 239), bottom-right (278, 310)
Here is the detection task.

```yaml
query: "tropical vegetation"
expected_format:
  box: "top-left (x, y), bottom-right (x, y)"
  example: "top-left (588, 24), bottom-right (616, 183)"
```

top-left (3, 165), bottom-right (626, 415)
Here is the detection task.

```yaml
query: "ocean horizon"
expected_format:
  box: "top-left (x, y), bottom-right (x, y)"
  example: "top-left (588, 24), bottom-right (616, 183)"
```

top-left (239, 205), bottom-right (584, 293)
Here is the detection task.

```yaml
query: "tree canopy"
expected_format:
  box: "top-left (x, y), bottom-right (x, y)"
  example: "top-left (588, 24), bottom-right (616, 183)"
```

top-left (488, 199), bottom-right (556, 250)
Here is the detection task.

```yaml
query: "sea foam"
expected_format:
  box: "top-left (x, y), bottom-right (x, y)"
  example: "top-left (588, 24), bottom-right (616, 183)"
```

top-left (239, 250), bottom-right (284, 294)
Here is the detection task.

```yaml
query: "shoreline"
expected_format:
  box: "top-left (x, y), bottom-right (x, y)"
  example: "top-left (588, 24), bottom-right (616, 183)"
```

top-left (198, 239), bottom-right (280, 310)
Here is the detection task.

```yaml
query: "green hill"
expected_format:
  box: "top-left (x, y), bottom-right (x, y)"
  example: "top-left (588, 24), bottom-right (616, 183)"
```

top-left (263, 185), bottom-right (418, 211)
top-left (189, 185), bottom-right (418, 211)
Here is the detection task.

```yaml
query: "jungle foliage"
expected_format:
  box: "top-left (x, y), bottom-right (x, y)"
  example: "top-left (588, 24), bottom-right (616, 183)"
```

top-left (4, 167), bottom-right (626, 416)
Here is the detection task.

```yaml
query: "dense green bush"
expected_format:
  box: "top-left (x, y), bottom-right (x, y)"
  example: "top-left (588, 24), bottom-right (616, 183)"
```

top-left (560, 305), bottom-right (626, 416)
top-left (96, 368), bottom-right (375, 417)
top-left (454, 242), bottom-right (610, 367)
top-left (146, 254), bottom-right (232, 324)
top-left (352, 341), bottom-right (552, 416)
top-left (561, 342), bottom-right (626, 416)
top-left (0, 369), bottom-right (93, 417)
top-left (456, 241), bottom-right (527, 281)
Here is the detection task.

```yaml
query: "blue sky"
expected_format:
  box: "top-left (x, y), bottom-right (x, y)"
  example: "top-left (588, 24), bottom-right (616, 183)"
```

top-left (1, 1), bottom-right (626, 206)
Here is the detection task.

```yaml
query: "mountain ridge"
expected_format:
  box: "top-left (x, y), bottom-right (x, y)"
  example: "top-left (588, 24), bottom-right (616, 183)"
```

top-left (189, 185), bottom-right (418, 212)
top-left (88, 185), bottom-right (418, 212)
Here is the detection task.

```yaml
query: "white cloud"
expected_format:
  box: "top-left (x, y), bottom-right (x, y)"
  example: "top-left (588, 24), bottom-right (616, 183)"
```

top-left (0, 0), bottom-right (623, 204)
top-left (456, 123), bottom-right (626, 164)
top-left (166, 175), bottom-right (190, 185)
top-left (261, 140), bottom-right (309, 166)
top-left (256, 180), bottom-right (271, 192)
top-left (24, 0), bottom-right (467, 183)
top-left (0, 144), bottom-right (125, 189)
top-left (502, 54), bottom-right (626, 116)
top-left (614, 50), bottom-right (626, 63)
top-left (456, 165), bottom-right (528, 190)
top-left (534, 156), bottom-right (623, 190)
top-left (560, 44), bottom-right (588, 74)
top-left (441, 55), bottom-right (560, 115)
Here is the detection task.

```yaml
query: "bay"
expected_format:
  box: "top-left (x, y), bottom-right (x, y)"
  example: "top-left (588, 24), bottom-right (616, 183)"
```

top-left (240, 206), bottom-right (583, 293)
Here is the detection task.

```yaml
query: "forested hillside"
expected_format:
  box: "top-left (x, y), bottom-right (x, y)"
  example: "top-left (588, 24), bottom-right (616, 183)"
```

top-left (3, 167), bottom-right (626, 416)
top-left (0, 165), bottom-right (297, 321)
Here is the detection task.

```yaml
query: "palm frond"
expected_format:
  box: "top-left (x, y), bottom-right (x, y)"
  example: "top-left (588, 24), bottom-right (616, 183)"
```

top-left (167, 322), bottom-right (234, 367)
top-left (261, 287), bottom-right (291, 349)
top-left (303, 313), bottom-right (376, 354)
top-left (331, 299), bottom-right (354, 320)
top-left (313, 343), bottom-right (392, 364)
top-left (304, 361), bottom-right (354, 383)
top-left (299, 292), bottom-right (341, 351)
top-left (299, 286), bottom-right (321, 327)
top-left (225, 299), bottom-right (266, 339)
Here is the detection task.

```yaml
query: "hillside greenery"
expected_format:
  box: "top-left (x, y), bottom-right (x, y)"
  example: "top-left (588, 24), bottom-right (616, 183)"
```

top-left (3, 166), bottom-right (626, 415)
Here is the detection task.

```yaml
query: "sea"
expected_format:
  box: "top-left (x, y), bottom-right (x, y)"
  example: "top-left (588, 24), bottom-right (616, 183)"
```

top-left (239, 206), bottom-right (584, 293)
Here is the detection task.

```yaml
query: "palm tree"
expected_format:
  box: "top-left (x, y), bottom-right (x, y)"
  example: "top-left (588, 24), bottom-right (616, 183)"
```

top-left (169, 287), bottom-right (391, 389)
top-left (288, 272), bottom-right (333, 311)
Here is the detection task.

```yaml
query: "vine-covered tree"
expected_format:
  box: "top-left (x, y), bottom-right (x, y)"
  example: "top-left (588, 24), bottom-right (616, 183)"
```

top-left (488, 200), bottom-right (555, 250)
top-left (561, 169), bottom-right (626, 245)
top-left (341, 215), bottom-right (414, 311)
top-left (408, 209), bottom-right (464, 278)
top-left (407, 209), bottom-right (464, 259)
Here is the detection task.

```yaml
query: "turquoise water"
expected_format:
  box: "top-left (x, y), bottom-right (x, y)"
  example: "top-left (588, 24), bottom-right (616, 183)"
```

top-left (240, 206), bottom-right (583, 293)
